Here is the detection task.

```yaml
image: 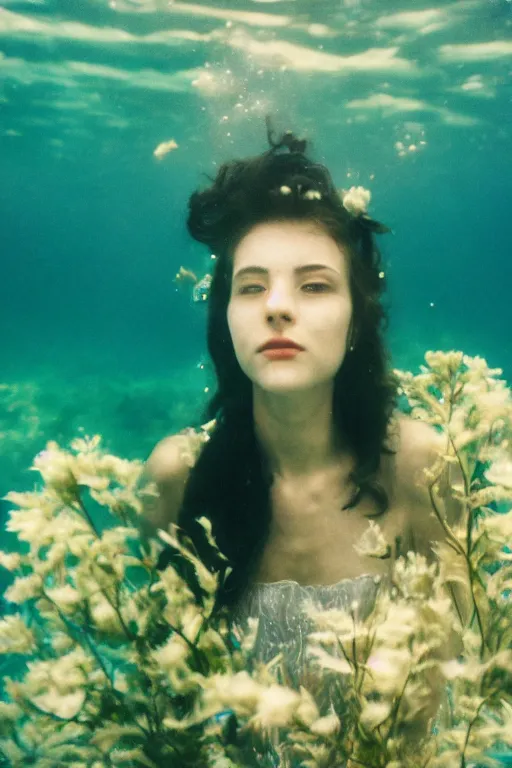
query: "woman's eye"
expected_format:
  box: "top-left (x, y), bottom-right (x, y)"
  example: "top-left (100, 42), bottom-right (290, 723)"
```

top-left (239, 283), bottom-right (329, 295)
top-left (303, 282), bottom-right (330, 292)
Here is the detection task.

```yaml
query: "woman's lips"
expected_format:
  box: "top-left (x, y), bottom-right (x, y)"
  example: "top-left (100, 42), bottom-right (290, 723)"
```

top-left (261, 348), bottom-right (302, 359)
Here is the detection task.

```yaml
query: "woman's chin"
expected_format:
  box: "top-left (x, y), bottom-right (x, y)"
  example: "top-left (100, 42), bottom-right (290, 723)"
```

top-left (254, 376), bottom-right (329, 396)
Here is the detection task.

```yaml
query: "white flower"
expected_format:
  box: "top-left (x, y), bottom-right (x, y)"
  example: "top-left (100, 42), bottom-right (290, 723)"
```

top-left (306, 644), bottom-right (353, 675)
top-left (342, 186), bottom-right (371, 216)
top-left (4, 573), bottom-right (43, 604)
top-left (6, 505), bottom-right (53, 545)
top-left (294, 686), bottom-right (321, 727)
top-left (0, 615), bottom-right (36, 654)
top-left (479, 509), bottom-right (512, 539)
top-left (373, 602), bottom-right (417, 647)
top-left (462, 354), bottom-right (502, 378)
top-left (89, 594), bottom-right (126, 635)
top-left (0, 701), bottom-right (22, 722)
top-left (0, 551), bottom-right (22, 571)
top-left (152, 635), bottom-right (190, 672)
top-left (31, 690), bottom-right (86, 720)
top-left (23, 649), bottom-right (93, 719)
top-left (361, 648), bottom-right (411, 697)
top-left (158, 527), bottom-right (219, 596)
top-left (44, 584), bottom-right (83, 614)
top-left (97, 455), bottom-right (143, 488)
top-left (353, 520), bottom-right (390, 559)
top-left (200, 418), bottom-right (217, 439)
top-left (51, 633), bottom-right (75, 653)
top-left (181, 603), bottom-right (204, 642)
top-left (202, 670), bottom-right (263, 716)
top-left (31, 442), bottom-right (78, 496)
top-left (303, 189), bottom-right (322, 200)
top-left (279, 185), bottom-right (292, 195)
top-left (2, 490), bottom-right (45, 508)
top-left (254, 684), bottom-right (301, 728)
top-left (392, 551), bottom-right (438, 600)
top-left (40, 542), bottom-right (68, 572)
top-left (309, 712), bottom-right (340, 735)
top-left (359, 700), bottom-right (393, 730)
top-left (485, 457), bottom-right (512, 488)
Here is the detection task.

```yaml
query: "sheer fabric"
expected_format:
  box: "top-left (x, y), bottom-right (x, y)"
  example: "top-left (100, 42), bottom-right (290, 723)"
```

top-left (229, 573), bottom-right (450, 766)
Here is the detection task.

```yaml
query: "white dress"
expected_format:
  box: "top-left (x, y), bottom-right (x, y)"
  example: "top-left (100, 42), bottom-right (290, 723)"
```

top-left (232, 573), bottom-right (382, 693)
top-left (228, 573), bottom-right (451, 767)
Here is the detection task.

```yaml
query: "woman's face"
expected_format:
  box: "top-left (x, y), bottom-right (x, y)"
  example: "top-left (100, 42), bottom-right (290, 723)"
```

top-left (227, 220), bottom-right (353, 395)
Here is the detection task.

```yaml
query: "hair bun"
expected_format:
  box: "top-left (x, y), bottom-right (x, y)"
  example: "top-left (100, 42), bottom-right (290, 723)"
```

top-left (187, 117), bottom-right (316, 248)
top-left (187, 164), bottom-right (251, 249)
top-left (266, 117), bottom-right (308, 155)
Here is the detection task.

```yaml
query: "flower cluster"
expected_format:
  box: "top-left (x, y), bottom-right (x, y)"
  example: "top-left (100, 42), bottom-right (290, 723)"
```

top-left (277, 182), bottom-right (372, 217)
top-left (340, 185), bottom-right (371, 217)
top-left (0, 353), bottom-right (511, 766)
top-left (278, 184), bottom-right (322, 201)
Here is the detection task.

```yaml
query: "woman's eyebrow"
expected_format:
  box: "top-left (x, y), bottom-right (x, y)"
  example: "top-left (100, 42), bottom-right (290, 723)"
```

top-left (233, 264), bottom-right (340, 279)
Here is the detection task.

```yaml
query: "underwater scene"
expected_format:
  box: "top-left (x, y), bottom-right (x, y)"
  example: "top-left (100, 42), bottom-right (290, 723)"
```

top-left (1, 0), bottom-right (512, 766)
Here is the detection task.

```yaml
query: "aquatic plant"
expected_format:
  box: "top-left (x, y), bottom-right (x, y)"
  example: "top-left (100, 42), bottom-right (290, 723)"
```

top-left (0, 352), bottom-right (511, 767)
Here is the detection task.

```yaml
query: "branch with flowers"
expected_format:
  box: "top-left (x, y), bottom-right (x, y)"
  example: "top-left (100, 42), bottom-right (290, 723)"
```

top-left (0, 352), bottom-right (511, 767)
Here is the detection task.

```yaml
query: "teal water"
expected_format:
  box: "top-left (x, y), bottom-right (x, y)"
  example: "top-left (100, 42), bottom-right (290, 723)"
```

top-left (0, 0), bottom-right (511, 764)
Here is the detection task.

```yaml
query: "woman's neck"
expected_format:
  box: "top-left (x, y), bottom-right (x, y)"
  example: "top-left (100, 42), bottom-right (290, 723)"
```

top-left (252, 385), bottom-right (346, 479)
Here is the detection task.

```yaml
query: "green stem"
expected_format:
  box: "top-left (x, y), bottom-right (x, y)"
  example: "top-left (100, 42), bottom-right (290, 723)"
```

top-left (75, 495), bottom-right (101, 538)
top-left (429, 430), bottom-right (488, 660)
top-left (38, 592), bottom-right (157, 745)
top-left (459, 693), bottom-right (491, 768)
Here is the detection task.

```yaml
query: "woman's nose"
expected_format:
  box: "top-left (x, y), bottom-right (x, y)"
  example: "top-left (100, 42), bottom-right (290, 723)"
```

top-left (266, 310), bottom-right (292, 324)
top-left (265, 285), bottom-right (295, 313)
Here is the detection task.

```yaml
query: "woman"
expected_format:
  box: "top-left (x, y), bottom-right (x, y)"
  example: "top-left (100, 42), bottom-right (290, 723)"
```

top-left (142, 118), bottom-right (469, 753)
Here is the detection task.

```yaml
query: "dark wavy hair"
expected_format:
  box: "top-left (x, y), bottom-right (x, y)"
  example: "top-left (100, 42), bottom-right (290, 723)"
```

top-left (157, 117), bottom-right (401, 620)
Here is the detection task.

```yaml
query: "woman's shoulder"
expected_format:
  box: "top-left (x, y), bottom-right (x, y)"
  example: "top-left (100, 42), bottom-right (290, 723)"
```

top-left (393, 412), bottom-right (446, 492)
top-left (396, 412), bottom-right (443, 453)
top-left (146, 419), bottom-right (217, 481)
top-left (383, 409), bottom-right (427, 454)
top-left (142, 420), bottom-right (217, 532)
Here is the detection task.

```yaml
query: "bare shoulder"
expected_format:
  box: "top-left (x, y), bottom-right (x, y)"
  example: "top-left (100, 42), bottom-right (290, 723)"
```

top-left (142, 433), bottom-right (196, 532)
top-left (394, 413), bottom-right (446, 492)
top-left (145, 420), bottom-right (215, 488)
top-left (395, 413), bottom-right (467, 558)
top-left (145, 433), bottom-right (194, 485)
top-left (395, 410), bottom-right (443, 446)
top-left (395, 418), bottom-right (472, 646)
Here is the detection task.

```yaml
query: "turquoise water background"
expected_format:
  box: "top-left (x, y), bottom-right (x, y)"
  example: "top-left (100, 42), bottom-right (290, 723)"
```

top-left (0, 0), bottom-right (511, 762)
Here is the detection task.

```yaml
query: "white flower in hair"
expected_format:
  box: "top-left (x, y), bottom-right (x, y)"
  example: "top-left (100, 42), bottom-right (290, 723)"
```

top-left (278, 185), bottom-right (322, 200)
top-left (341, 186), bottom-right (371, 216)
